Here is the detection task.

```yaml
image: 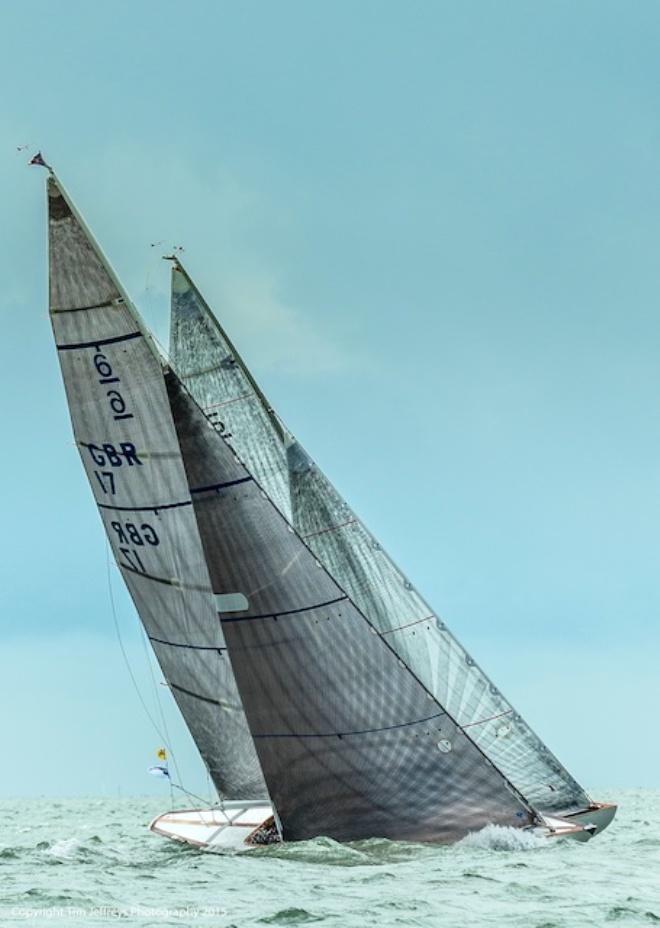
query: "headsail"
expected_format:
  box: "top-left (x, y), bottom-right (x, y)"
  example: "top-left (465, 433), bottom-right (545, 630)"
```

top-left (170, 263), bottom-right (591, 815)
top-left (165, 372), bottom-right (534, 842)
top-left (170, 268), bottom-right (292, 519)
top-left (47, 177), bottom-right (266, 800)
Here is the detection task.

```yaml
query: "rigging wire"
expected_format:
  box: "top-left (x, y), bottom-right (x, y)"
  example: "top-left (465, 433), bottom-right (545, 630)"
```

top-left (167, 779), bottom-right (217, 808)
top-left (104, 540), bottom-right (184, 796)
top-left (138, 622), bottom-right (184, 786)
top-left (138, 627), bottom-right (177, 809)
top-left (105, 540), bottom-right (166, 742)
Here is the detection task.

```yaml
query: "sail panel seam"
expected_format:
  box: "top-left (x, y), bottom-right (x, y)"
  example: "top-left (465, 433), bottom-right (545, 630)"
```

top-left (220, 594), bottom-right (348, 623)
top-left (461, 709), bottom-right (514, 730)
top-left (169, 682), bottom-right (223, 707)
top-left (50, 298), bottom-right (123, 314)
top-left (253, 711), bottom-right (446, 739)
top-left (150, 634), bottom-right (226, 652)
top-left (191, 476), bottom-right (253, 494)
top-left (179, 361), bottom-right (229, 379)
top-left (57, 330), bottom-right (143, 351)
top-left (302, 518), bottom-right (358, 539)
top-left (204, 393), bottom-right (253, 412)
top-left (97, 499), bottom-right (192, 513)
top-left (119, 562), bottom-right (211, 592)
top-left (381, 615), bottom-right (435, 635)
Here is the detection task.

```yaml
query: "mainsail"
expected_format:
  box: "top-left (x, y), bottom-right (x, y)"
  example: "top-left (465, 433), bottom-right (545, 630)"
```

top-left (166, 371), bottom-right (534, 842)
top-left (47, 177), bottom-right (267, 800)
top-left (170, 263), bottom-right (591, 816)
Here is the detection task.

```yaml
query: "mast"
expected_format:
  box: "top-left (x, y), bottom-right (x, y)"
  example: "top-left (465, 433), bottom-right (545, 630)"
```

top-left (169, 261), bottom-right (592, 816)
top-left (46, 173), bottom-right (267, 800)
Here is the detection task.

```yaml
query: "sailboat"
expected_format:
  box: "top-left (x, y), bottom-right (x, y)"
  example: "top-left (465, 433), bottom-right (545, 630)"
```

top-left (42, 164), bottom-right (616, 849)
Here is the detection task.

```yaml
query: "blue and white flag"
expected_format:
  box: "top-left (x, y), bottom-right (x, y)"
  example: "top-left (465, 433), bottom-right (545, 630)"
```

top-left (148, 765), bottom-right (170, 779)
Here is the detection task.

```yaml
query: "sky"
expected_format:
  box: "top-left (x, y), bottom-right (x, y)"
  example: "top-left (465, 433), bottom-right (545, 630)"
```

top-left (0, 0), bottom-right (658, 799)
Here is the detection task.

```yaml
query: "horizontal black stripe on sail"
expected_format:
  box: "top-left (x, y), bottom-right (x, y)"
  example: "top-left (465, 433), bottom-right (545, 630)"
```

top-left (119, 562), bottom-right (212, 593)
top-left (381, 615), bottom-right (435, 635)
top-left (462, 709), bottom-right (513, 730)
top-left (50, 298), bottom-right (124, 315)
top-left (178, 361), bottom-right (229, 380)
top-left (169, 682), bottom-right (223, 708)
top-left (253, 711), bottom-right (446, 740)
top-left (97, 499), bottom-right (192, 513)
top-left (56, 330), bottom-right (143, 351)
top-left (149, 634), bottom-right (226, 652)
top-left (220, 595), bottom-right (348, 623)
top-left (190, 476), bottom-right (253, 494)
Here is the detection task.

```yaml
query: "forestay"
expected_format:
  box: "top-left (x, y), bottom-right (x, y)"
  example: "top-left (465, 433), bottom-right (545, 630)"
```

top-left (170, 263), bottom-right (591, 815)
top-left (47, 177), bottom-right (266, 800)
top-left (166, 372), bottom-right (534, 843)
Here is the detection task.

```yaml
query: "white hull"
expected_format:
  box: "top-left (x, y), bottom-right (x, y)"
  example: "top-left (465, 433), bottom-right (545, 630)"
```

top-left (150, 801), bottom-right (616, 851)
top-left (149, 801), bottom-right (277, 851)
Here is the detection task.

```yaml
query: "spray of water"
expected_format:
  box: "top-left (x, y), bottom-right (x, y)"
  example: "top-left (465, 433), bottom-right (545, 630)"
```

top-left (458, 824), bottom-right (546, 852)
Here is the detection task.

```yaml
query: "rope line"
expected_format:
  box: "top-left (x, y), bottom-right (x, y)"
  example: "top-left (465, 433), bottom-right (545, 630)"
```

top-left (104, 541), bottom-right (184, 793)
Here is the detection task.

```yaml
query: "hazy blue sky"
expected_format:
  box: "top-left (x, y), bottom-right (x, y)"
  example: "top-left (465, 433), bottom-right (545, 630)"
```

top-left (1, 0), bottom-right (658, 799)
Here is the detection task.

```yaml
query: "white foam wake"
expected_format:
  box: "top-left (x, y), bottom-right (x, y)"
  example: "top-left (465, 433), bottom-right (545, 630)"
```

top-left (45, 836), bottom-right (84, 859)
top-left (458, 824), bottom-right (545, 852)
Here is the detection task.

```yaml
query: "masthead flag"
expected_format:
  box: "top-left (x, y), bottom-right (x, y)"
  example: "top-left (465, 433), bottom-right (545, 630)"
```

top-left (28, 151), bottom-right (52, 171)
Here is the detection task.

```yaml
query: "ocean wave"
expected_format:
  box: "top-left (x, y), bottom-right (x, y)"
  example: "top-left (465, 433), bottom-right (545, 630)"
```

top-left (260, 834), bottom-right (446, 867)
top-left (39, 834), bottom-right (126, 866)
top-left (0, 791), bottom-right (653, 928)
top-left (258, 908), bottom-right (324, 924)
top-left (260, 835), bottom-right (370, 866)
top-left (0, 846), bottom-right (20, 859)
top-left (45, 836), bottom-right (87, 860)
top-left (458, 824), bottom-right (546, 852)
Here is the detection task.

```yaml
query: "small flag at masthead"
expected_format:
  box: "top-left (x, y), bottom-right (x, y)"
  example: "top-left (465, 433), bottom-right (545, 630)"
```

top-left (28, 151), bottom-right (52, 172)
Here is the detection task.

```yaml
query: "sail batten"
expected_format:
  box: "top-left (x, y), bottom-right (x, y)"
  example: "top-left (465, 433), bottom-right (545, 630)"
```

top-left (252, 711), bottom-right (447, 739)
top-left (47, 176), bottom-right (267, 801)
top-left (170, 260), bottom-right (591, 816)
top-left (96, 499), bottom-right (193, 512)
top-left (57, 330), bottom-right (144, 350)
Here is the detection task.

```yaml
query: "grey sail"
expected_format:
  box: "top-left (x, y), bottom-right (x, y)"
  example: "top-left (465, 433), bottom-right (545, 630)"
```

top-left (165, 371), bottom-right (535, 842)
top-left (47, 177), bottom-right (267, 800)
top-left (170, 268), bottom-right (292, 519)
top-left (170, 263), bottom-right (591, 816)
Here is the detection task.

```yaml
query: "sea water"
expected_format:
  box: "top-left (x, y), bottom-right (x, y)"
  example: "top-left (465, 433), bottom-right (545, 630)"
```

top-left (0, 789), bottom-right (655, 927)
